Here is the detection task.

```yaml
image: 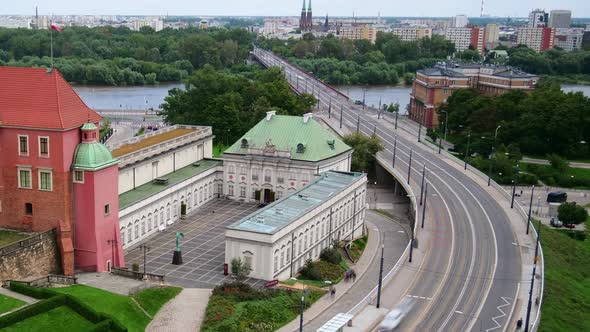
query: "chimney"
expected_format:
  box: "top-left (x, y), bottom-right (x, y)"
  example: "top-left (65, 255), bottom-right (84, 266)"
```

top-left (266, 111), bottom-right (276, 121)
top-left (303, 113), bottom-right (313, 124)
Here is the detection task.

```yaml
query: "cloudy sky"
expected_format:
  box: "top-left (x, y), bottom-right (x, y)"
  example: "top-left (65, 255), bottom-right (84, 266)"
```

top-left (4, 0), bottom-right (589, 18)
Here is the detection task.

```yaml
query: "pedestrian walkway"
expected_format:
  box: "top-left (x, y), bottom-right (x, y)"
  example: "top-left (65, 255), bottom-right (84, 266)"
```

top-left (0, 287), bottom-right (37, 304)
top-left (277, 211), bottom-right (409, 332)
top-left (76, 272), bottom-right (157, 296)
top-left (146, 288), bottom-right (211, 332)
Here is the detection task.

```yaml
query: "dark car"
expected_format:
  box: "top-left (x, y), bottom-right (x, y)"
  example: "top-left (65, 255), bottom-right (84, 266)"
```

top-left (354, 100), bottom-right (363, 105)
top-left (563, 224), bottom-right (576, 229)
top-left (547, 191), bottom-right (567, 203)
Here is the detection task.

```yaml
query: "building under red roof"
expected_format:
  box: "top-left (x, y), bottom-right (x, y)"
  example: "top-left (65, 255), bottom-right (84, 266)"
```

top-left (0, 66), bottom-right (101, 130)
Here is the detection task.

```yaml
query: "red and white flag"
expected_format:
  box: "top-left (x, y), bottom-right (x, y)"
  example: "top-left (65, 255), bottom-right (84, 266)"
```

top-left (50, 24), bottom-right (63, 32)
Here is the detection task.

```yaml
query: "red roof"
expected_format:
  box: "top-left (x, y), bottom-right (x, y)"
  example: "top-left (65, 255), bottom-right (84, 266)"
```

top-left (0, 67), bottom-right (101, 130)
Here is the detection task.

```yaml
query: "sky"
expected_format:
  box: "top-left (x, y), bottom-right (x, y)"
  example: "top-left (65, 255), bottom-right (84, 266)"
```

top-left (4, 0), bottom-right (590, 18)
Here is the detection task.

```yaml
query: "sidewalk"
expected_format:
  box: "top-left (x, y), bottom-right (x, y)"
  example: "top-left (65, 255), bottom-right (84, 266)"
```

top-left (277, 211), bottom-right (409, 332)
top-left (0, 287), bottom-right (37, 304)
top-left (146, 288), bottom-right (211, 332)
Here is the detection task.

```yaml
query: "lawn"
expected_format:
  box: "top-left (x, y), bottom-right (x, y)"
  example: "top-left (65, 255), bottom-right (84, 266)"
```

top-left (132, 286), bottom-right (182, 317)
top-left (520, 163), bottom-right (590, 189)
top-left (201, 282), bottom-right (324, 332)
top-left (0, 230), bottom-right (29, 247)
top-left (539, 217), bottom-right (590, 331)
top-left (52, 285), bottom-right (178, 332)
top-left (350, 235), bottom-right (368, 261)
top-left (1, 306), bottom-right (95, 332)
top-left (0, 294), bottom-right (26, 314)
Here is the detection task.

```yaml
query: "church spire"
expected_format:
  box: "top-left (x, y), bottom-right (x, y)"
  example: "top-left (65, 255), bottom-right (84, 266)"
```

top-left (308, 0), bottom-right (312, 11)
top-left (302, 0), bottom-right (306, 11)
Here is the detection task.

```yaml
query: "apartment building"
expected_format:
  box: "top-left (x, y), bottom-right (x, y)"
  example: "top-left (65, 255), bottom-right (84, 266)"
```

top-left (392, 27), bottom-right (433, 41)
top-left (517, 27), bottom-right (555, 52)
top-left (338, 24), bottom-right (377, 43)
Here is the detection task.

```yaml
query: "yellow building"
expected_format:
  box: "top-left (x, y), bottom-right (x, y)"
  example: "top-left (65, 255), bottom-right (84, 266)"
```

top-left (338, 24), bottom-right (377, 43)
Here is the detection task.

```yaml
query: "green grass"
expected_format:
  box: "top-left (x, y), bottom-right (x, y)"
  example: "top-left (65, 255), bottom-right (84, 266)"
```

top-left (202, 286), bottom-right (323, 332)
top-left (1, 306), bottom-right (95, 332)
top-left (0, 294), bottom-right (26, 314)
top-left (520, 163), bottom-right (590, 189)
top-left (350, 235), bottom-right (369, 261)
top-left (132, 286), bottom-right (182, 317)
top-left (539, 217), bottom-right (590, 331)
top-left (52, 285), bottom-right (150, 332)
top-left (0, 230), bottom-right (29, 247)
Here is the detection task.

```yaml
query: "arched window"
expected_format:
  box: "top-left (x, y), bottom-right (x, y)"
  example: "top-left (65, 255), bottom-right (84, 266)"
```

top-left (127, 223), bottom-right (132, 242)
top-left (141, 217), bottom-right (146, 235)
top-left (160, 208), bottom-right (164, 224)
top-left (199, 188), bottom-right (203, 203)
top-left (274, 249), bottom-right (279, 272)
top-left (280, 249), bottom-right (285, 268)
top-left (166, 204), bottom-right (171, 220)
top-left (173, 200), bottom-right (178, 218)
top-left (286, 241), bottom-right (291, 263)
top-left (153, 211), bottom-right (158, 228)
top-left (194, 190), bottom-right (198, 205)
top-left (121, 227), bottom-right (126, 246)
top-left (204, 186), bottom-right (208, 201)
top-left (148, 214), bottom-right (152, 231)
top-left (187, 193), bottom-right (192, 209)
top-left (134, 220), bottom-right (139, 239)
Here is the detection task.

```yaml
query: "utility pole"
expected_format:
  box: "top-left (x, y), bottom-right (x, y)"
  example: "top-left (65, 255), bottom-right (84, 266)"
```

top-left (392, 136), bottom-right (397, 168)
top-left (421, 183), bottom-right (428, 228)
top-left (407, 149), bottom-right (413, 185)
top-left (417, 111), bottom-right (422, 143)
top-left (419, 165), bottom-right (426, 205)
top-left (299, 295), bottom-right (305, 332)
top-left (488, 125), bottom-right (502, 186)
top-left (373, 125), bottom-right (376, 136)
top-left (328, 98), bottom-right (332, 118)
top-left (409, 217), bottom-right (415, 263)
top-left (438, 125), bottom-right (443, 154)
top-left (339, 105), bottom-right (343, 129)
top-left (464, 132), bottom-right (471, 170)
top-left (511, 180), bottom-right (516, 208)
top-left (376, 244), bottom-right (384, 308)
top-left (378, 97), bottom-right (382, 119)
top-left (526, 185), bottom-right (535, 234)
top-left (395, 110), bottom-right (399, 130)
top-left (140, 244), bottom-right (150, 278)
top-left (356, 115), bottom-right (360, 134)
top-left (524, 218), bottom-right (542, 332)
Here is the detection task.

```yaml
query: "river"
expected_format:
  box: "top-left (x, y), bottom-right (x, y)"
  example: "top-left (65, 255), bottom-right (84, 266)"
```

top-left (73, 83), bottom-right (590, 113)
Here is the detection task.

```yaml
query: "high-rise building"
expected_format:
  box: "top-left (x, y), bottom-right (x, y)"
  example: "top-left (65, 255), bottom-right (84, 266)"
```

top-left (554, 28), bottom-right (584, 51)
top-left (451, 15), bottom-right (469, 28)
top-left (549, 10), bottom-right (572, 29)
top-left (517, 27), bottom-right (555, 52)
top-left (392, 27), bottom-right (433, 41)
top-left (485, 23), bottom-right (500, 48)
top-left (470, 27), bottom-right (486, 55)
top-left (445, 27), bottom-right (485, 54)
top-left (338, 25), bottom-right (377, 43)
top-left (528, 9), bottom-right (549, 28)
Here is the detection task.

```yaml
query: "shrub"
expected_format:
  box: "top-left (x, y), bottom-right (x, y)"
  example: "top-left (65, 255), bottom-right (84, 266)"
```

top-left (230, 257), bottom-right (252, 281)
top-left (558, 202), bottom-right (588, 225)
top-left (548, 154), bottom-right (569, 171)
top-left (320, 248), bottom-right (342, 265)
top-left (298, 259), bottom-right (321, 281)
top-left (202, 296), bottom-right (236, 328)
top-left (212, 282), bottom-right (277, 302)
top-left (314, 260), bottom-right (344, 281)
top-left (65, 295), bottom-right (106, 323)
top-left (132, 263), bottom-right (140, 272)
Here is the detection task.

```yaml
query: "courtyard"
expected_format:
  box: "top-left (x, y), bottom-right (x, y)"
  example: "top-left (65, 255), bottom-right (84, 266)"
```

top-left (124, 199), bottom-right (264, 288)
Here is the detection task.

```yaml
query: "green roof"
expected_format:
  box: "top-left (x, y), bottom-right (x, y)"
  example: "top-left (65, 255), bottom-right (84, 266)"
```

top-left (224, 115), bottom-right (351, 162)
top-left (227, 171), bottom-right (365, 235)
top-left (81, 122), bottom-right (97, 131)
top-left (73, 142), bottom-right (118, 171)
top-left (119, 159), bottom-right (221, 210)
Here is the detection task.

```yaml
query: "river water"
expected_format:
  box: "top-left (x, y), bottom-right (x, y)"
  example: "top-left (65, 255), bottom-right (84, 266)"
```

top-left (73, 83), bottom-right (590, 113)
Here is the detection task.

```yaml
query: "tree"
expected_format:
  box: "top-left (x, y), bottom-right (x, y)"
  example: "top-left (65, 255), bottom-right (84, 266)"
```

top-left (558, 202), bottom-right (588, 225)
top-left (547, 154), bottom-right (569, 172)
top-left (230, 257), bottom-right (251, 281)
top-left (342, 133), bottom-right (384, 173)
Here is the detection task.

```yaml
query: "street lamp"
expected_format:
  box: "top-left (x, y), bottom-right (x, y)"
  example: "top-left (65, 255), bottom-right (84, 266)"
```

top-left (459, 126), bottom-right (472, 171)
top-left (299, 295), bottom-right (305, 332)
top-left (376, 244), bottom-right (385, 308)
top-left (524, 218), bottom-right (542, 332)
top-left (440, 110), bottom-right (448, 142)
top-left (526, 185), bottom-right (535, 234)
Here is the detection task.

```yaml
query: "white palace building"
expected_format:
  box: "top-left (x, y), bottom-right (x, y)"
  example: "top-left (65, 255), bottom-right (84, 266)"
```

top-left (112, 112), bottom-right (367, 280)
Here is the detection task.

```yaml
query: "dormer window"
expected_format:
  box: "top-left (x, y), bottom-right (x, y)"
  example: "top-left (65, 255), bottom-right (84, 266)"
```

top-left (241, 138), bottom-right (249, 148)
top-left (296, 143), bottom-right (306, 153)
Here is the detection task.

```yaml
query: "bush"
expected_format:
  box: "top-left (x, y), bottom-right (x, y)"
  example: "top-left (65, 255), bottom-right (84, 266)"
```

top-left (314, 260), bottom-right (344, 281)
top-left (558, 202), bottom-right (588, 225)
top-left (9, 282), bottom-right (57, 299)
top-left (132, 263), bottom-right (140, 272)
top-left (548, 154), bottom-right (569, 171)
top-left (202, 296), bottom-right (236, 328)
top-left (298, 259), bottom-right (321, 281)
top-left (212, 282), bottom-right (278, 302)
top-left (0, 295), bottom-right (66, 328)
top-left (320, 248), bottom-right (341, 265)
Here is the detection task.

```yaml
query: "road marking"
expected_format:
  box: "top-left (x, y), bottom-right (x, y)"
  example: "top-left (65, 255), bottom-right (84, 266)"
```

top-left (487, 296), bottom-right (512, 331)
top-left (407, 295), bottom-right (432, 300)
top-left (397, 230), bottom-right (405, 233)
top-left (455, 310), bottom-right (463, 314)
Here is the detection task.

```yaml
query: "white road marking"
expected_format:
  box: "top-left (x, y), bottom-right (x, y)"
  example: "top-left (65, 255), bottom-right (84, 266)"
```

top-left (487, 296), bottom-right (512, 332)
top-left (407, 295), bottom-right (432, 300)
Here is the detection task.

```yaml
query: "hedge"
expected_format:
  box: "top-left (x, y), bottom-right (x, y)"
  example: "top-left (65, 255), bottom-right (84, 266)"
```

top-left (8, 282), bottom-right (57, 299)
top-left (89, 318), bottom-right (128, 332)
top-left (0, 295), bottom-right (66, 328)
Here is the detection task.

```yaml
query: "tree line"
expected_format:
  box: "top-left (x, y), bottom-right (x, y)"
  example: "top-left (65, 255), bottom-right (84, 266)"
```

top-left (0, 26), bottom-right (256, 85)
top-left (258, 32), bottom-right (456, 85)
top-left (505, 46), bottom-right (590, 79)
top-left (161, 65), bottom-right (316, 144)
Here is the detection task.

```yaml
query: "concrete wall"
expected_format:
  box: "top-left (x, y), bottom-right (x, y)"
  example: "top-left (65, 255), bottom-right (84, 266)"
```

top-left (0, 230), bottom-right (61, 282)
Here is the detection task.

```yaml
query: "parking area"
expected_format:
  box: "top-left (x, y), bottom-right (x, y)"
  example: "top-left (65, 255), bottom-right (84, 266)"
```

top-left (124, 199), bottom-right (264, 288)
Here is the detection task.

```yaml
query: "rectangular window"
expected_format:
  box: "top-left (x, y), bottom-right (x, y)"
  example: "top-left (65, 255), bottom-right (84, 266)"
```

top-left (39, 170), bottom-right (52, 191)
top-left (18, 135), bottom-right (29, 156)
top-left (240, 186), bottom-right (246, 198)
top-left (18, 168), bottom-right (32, 189)
top-left (74, 170), bottom-right (84, 183)
top-left (25, 203), bottom-right (33, 215)
top-left (228, 185), bottom-right (234, 196)
top-left (39, 137), bottom-right (49, 157)
top-left (104, 204), bottom-right (111, 215)
top-left (277, 177), bottom-right (284, 184)
top-left (252, 174), bottom-right (259, 181)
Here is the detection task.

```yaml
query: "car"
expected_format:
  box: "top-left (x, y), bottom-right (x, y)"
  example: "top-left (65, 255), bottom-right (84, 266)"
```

top-left (377, 308), bottom-right (405, 332)
top-left (547, 191), bottom-right (567, 203)
top-left (354, 100), bottom-right (363, 105)
top-left (550, 217), bottom-right (563, 228)
top-left (563, 223), bottom-right (576, 229)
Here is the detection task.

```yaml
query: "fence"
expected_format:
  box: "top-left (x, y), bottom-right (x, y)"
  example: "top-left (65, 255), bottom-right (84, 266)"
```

top-left (0, 229), bottom-right (55, 257)
top-left (111, 267), bottom-right (165, 283)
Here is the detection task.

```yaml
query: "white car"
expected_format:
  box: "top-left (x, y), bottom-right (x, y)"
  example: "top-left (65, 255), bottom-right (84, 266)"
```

top-left (377, 308), bottom-right (405, 331)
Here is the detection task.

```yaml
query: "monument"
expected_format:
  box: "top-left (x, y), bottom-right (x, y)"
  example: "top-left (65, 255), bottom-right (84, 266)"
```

top-left (172, 232), bottom-right (184, 265)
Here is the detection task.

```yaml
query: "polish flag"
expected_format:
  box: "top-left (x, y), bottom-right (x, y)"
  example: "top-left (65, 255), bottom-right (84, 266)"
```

top-left (50, 24), bottom-right (63, 32)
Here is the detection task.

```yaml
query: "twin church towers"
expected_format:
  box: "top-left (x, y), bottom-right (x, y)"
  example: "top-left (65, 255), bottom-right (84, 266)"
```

top-left (299, 0), bottom-right (313, 32)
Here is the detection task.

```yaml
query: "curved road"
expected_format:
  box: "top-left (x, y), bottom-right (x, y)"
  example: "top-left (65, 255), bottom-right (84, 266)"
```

top-left (254, 48), bottom-right (524, 332)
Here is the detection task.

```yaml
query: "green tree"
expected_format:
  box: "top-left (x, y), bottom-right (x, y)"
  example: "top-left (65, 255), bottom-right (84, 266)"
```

top-left (342, 133), bottom-right (384, 172)
top-left (230, 257), bottom-right (252, 281)
top-left (547, 154), bottom-right (569, 172)
top-left (558, 202), bottom-right (588, 225)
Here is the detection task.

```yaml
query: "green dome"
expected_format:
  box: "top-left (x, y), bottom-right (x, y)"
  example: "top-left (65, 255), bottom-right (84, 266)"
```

top-left (81, 122), bottom-right (97, 131)
top-left (73, 142), bottom-right (118, 171)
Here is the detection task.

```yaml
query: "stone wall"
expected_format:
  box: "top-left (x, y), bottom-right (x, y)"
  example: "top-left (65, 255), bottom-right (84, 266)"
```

top-left (0, 229), bottom-right (61, 282)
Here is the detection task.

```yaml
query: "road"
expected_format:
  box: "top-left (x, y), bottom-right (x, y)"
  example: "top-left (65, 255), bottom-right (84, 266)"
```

top-left (253, 48), bottom-right (526, 332)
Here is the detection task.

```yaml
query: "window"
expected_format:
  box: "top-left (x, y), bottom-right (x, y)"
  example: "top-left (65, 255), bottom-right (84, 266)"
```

top-left (148, 215), bottom-right (153, 231)
top-left (18, 135), bottom-right (29, 156)
top-left (167, 205), bottom-right (171, 220)
top-left (228, 184), bottom-right (234, 196)
top-left (204, 187), bottom-right (208, 200)
top-left (251, 189), bottom-right (257, 199)
top-left (141, 219), bottom-right (146, 235)
top-left (240, 186), bottom-right (246, 198)
top-left (277, 191), bottom-right (283, 199)
top-left (39, 137), bottom-right (49, 157)
top-left (25, 203), bottom-right (33, 215)
top-left (264, 169), bottom-right (272, 183)
top-left (244, 255), bottom-right (253, 267)
top-left (18, 168), bottom-right (32, 189)
top-left (217, 183), bottom-right (223, 196)
top-left (104, 204), bottom-right (110, 215)
top-left (252, 174), bottom-right (259, 181)
top-left (73, 170), bottom-right (84, 183)
top-left (121, 228), bottom-right (126, 246)
top-left (280, 251), bottom-right (285, 268)
top-left (286, 247), bottom-right (290, 263)
top-left (298, 238), bottom-right (302, 255)
top-left (127, 223), bottom-right (132, 242)
top-left (38, 170), bottom-right (52, 191)
top-left (134, 222), bottom-right (139, 239)
top-left (274, 255), bottom-right (278, 272)
top-left (277, 177), bottom-right (284, 184)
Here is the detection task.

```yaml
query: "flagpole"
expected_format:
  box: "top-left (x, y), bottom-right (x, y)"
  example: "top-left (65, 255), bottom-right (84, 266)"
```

top-left (50, 24), bottom-right (53, 68)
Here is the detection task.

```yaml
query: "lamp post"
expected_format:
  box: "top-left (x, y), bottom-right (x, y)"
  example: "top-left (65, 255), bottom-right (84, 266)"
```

top-left (438, 122), bottom-right (443, 154)
top-left (419, 164), bottom-right (426, 206)
top-left (340, 105), bottom-right (343, 129)
top-left (395, 110), bottom-right (399, 130)
top-left (487, 125), bottom-right (502, 186)
top-left (299, 295), bottom-right (305, 332)
top-left (421, 183), bottom-right (428, 228)
top-left (417, 109), bottom-right (423, 143)
top-left (440, 110), bottom-right (448, 142)
top-left (511, 180), bottom-right (516, 209)
top-left (524, 218), bottom-right (542, 332)
top-left (464, 131), bottom-right (471, 170)
top-left (362, 88), bottom-right (366, 110)
top-left (526, 185), bottom-right (535, 234)
top-left (356, 115), bottom-right (360, 134)
top-left (392, 136), bottom-right (397, 168)
top-left (140, 244), bottom-right (150, 278)
top-left (407, 149), bottom-right (413, 185)
top-left (376, 244), bottom-right (384, 308)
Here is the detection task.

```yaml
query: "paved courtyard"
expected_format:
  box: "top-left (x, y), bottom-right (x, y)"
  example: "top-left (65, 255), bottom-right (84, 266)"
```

top-left (124, 199), bottom-right (264, 288)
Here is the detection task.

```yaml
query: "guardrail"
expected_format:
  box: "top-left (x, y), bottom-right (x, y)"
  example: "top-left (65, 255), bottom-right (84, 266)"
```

top-left (111, 267), bottom-right (165, 283)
